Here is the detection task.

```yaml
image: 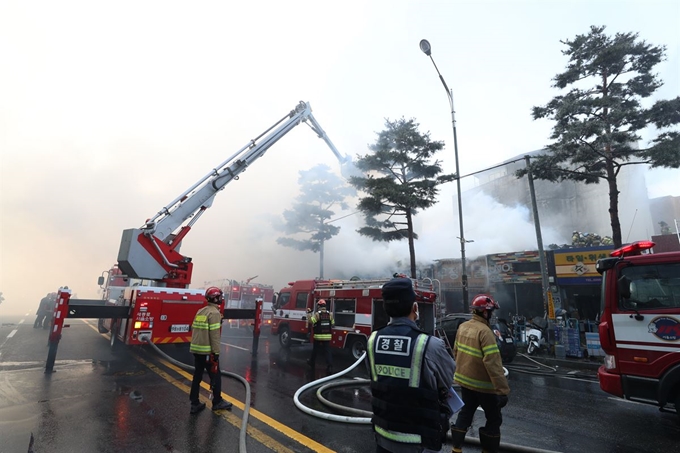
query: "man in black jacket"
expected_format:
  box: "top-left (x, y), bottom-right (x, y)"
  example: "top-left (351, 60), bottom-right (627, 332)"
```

top-left (367, 277), bottom-right (456, 453)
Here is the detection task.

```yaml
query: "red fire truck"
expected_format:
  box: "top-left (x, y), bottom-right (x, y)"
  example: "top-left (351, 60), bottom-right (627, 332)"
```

top-left (224, 280), bottom-right (276, 329)
top-left (50, 102), bottom-right (353, 354)
top-left (596, 240), bottom-right (680, 419)
top-left (271, 277), bottom-right (438, 359)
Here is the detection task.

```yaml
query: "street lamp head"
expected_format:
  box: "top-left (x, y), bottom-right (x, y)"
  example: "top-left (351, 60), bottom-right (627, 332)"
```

top-left (419, 39), bottom-right (432, 56)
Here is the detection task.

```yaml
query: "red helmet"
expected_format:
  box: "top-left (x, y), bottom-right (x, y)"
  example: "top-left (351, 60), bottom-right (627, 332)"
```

top-left (317, 299), bottom-right (326, 306)
top-left (471, 294), bottom-right (499, 311)
top-left (205, 286), bottom-right (223, 303)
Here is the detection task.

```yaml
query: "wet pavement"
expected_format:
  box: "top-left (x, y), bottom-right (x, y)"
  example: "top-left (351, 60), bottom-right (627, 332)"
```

top-left (2, 314), bottom-right (678, 452)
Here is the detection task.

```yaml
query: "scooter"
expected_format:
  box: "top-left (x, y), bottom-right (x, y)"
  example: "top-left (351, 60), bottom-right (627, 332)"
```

top-left (525, 317), bottom-right (548, 355)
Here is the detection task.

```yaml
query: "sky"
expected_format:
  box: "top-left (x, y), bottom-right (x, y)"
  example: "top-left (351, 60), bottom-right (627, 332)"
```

top-left (1, 0), bottom-right (679, 316)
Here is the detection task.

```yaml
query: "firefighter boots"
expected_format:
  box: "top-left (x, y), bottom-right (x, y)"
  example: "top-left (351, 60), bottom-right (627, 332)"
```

top-left (212, 400), bottom-right (233, 411)
top-left (478, 427), bottom-right (500, 453)
top-left (450, 426), bottom-right (467, 452)
top-left (190, 402), bottom-right (206, 414)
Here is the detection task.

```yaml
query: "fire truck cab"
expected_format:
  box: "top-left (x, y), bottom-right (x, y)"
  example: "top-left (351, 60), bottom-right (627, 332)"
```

top-left (596, 241), bottom-right (680, 419)
top-left (271, 277), bottom-right (438, 359)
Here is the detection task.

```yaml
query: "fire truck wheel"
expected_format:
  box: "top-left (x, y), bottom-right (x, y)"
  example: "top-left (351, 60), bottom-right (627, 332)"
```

top-left (348, 337), bottom-right (367, 360)
top-left (278, 326), bottom-right (291, 348)
top-left (97, 318), bottom-right (109, 334)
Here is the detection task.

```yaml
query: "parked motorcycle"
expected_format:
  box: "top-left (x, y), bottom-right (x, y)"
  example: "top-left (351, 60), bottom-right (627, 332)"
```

top-left (525, 317), bottom-right (548, 355)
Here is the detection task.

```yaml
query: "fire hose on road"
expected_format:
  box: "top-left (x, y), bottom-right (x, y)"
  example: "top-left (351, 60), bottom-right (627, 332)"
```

top-left (295, 352), bottom-right (563, 453)
top-left (141, 336), bottom-right (251, 453)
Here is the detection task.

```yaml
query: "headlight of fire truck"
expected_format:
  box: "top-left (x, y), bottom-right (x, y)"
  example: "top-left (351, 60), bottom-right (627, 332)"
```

top-left (604, 353), bottom-right (616, 370)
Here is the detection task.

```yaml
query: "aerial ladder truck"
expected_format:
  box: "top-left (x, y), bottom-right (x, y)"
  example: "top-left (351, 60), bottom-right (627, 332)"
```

top-left (45, 101), bottom-right (353, 372)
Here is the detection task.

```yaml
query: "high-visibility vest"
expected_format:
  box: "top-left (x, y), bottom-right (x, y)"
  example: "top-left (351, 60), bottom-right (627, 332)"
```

top-left (311, 310), bottom-right (333, 341)
top-left (190, 304), bottom-right (221, 354)
top-left (367, 323), bottom-right (444, 451)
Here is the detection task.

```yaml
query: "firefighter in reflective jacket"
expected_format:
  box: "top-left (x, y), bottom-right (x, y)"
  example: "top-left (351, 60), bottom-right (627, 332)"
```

top-left (450, 294), bottom-right (510, 453)
top-left (189, 287), bottom-right (232, 414)
top-left (307, 299), bottom-right (334, 372)
top-left (367, 277), bottom-right (456, 453)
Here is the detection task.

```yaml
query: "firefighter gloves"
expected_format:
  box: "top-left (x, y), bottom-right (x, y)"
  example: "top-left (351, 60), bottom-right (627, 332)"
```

top-left (209, 354), bottom-right (219, 375)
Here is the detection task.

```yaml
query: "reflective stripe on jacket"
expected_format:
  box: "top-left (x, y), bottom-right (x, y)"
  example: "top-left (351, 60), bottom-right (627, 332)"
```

top-left (310, 310), bottom-right (333, 341)
top-left (190, 303), bottom-right (222, 354)
top-left (453, 314), bottom-right (510, 395)
top-left (367, 323), bottom-right (444, 451)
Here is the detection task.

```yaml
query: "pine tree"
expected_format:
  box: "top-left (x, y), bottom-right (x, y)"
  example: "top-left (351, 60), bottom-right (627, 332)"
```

top-left (350, 118), bottom-right (454, 277)
top-left (518, 26), bottom-right (680, 247)
top-left (276, 164), bottom-right (355, 278)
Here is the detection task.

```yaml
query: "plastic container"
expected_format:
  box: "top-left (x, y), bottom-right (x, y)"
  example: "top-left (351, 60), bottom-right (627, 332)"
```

top-left (554, 344), bottom-right (567, 359)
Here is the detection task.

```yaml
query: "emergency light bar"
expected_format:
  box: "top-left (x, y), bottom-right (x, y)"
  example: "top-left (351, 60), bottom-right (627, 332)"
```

top-left (610, 240), bottom-right (655, 257)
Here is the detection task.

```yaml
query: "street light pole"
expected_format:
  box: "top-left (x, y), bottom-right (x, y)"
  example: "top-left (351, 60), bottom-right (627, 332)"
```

top-left (419, 39), bottom-right (469, 312)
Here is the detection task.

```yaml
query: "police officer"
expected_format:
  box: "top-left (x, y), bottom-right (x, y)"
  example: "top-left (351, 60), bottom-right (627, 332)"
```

top-left (367, 277), bottom-right (456, 453)
top-left (189, 287), bottom-right (232, 414)
top-left (450, 294), bottom-right (510, 453)
top-left (307, 299), bottom-right (334, 373)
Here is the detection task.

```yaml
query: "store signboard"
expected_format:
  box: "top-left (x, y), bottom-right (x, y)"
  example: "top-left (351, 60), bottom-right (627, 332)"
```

top-left (434, 257), bottom-right (487, 288)
top-left (487, 251), bottom-right (542, 284)
top-left (554, 246), bottom-right (613, 285)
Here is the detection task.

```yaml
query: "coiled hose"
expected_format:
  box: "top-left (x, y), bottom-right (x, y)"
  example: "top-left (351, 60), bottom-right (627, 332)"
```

top-left (297, 353), bottom-right (564, 453)
top-left (142, 337), bottom-right (251, 453)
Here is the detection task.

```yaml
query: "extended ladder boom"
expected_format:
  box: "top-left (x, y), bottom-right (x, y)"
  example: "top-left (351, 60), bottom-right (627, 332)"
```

top-left (117, 101), bottom-right (352, 287)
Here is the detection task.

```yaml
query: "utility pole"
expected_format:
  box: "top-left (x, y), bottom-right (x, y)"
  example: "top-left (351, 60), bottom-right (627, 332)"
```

top-left (525, 155), bottom-right (550, 316)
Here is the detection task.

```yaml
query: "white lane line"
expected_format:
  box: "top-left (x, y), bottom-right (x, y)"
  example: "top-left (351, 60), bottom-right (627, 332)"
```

top-left (18, 320), bottom-right (25, 325)
top-left (220, 342), bottom-right (249, 351)
top-left (607, 397), bottom-right (649, 406)
top-left (7, 329), bottom-right (17, 338)
top-left (25, 312), bottom-right (30, 316)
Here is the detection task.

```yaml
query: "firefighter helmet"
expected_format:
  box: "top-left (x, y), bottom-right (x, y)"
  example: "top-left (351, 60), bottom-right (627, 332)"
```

top-left (471, 294), bottom-right (499, 311)
top-left (317, 299), bottom-right (326, 306)
top-left (205, 286), bottom-right (223, 303)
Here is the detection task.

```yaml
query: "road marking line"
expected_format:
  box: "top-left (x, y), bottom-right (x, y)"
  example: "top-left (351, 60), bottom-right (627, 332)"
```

top-left (18, 320), bottom-right (25, 325)
top-left (606, 397), bottom-right (648, 406)
top-left (221, 342), bottom-right (249, 351)
top-left (81, 319), bottom-right (333, 453)
top-left (134, 356), bottom-right (298, 453)
top-left (7, 329), bottom-right (17, 338)
top-left (158, 357), bottom-right (335, 453)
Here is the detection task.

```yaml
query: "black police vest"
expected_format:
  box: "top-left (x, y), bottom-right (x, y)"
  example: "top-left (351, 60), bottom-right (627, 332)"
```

top-left (313, 311), bottom-right (332, 336)
top-left (367, 323), bottom-right (445, 450)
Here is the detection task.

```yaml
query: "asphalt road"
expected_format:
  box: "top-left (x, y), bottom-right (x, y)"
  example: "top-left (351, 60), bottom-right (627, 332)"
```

top-left (1, 313), bottom-right (678, 453)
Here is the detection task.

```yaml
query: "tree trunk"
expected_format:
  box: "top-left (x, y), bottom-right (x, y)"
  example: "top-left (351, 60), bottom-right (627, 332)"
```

top-left (406, 209), bottom-right (417, 278)
top-left (319, 237), bottom-right (325, 279)
top-left (606, 167), bottom-right (622, 248)
top-left (602, 71), bottom-right (623, 248)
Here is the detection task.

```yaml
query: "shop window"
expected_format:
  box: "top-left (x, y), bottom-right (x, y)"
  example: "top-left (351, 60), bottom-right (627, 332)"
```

top-left (334, 298), bottom-right (356, 328)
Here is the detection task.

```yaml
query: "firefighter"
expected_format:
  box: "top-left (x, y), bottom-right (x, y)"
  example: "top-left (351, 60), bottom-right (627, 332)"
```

top-left (34, 292), bottom-right (56, 329)
top-left (367, 277), bottom-right (456, 453)
top-left (189, 286), bottom-right (232, 414)
top-left (450, 294), bottom-right (510, 453)
top-left (307, 299), bottom-right (334, 373)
